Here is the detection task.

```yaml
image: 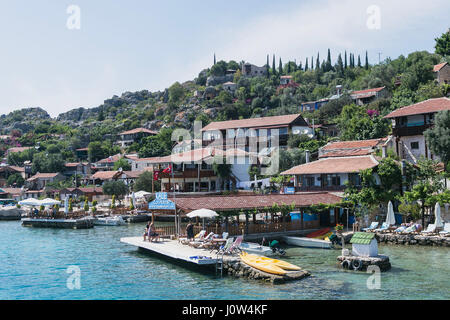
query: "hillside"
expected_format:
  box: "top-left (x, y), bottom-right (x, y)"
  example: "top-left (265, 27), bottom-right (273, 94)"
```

top-left (1, 32), bottom-right (449, 168)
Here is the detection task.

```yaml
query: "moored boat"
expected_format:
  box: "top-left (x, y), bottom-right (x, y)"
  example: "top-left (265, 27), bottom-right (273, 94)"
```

top-left (239, 242), bottom-right (274, 256)
top-left (93, 216), bottom-right (126, 226)
top-left (282, 235), bottom-right (333, 249)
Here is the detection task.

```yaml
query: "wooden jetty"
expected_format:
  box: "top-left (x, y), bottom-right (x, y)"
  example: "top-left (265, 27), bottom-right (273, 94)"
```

top-left (120, 237), bottom-right (310, 283)
top-left (22, 217), bottom-right (95, 229)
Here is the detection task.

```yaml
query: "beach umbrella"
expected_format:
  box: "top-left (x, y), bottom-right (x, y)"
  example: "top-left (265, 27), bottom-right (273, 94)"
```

top-left (186, 209), bottom-right (218, 229)
top-left (40, 198), bottom-right (61, 206)
top-left (132, 192), bottom-right (136, 208)
top-left (434, 202), bottom-right (444, 228)
top-left (134, 191), bottom-right (151, 198)
top-left (385, 201), bottom-right (396, 226)
top-left (18, 198), bottom-right (43, 207)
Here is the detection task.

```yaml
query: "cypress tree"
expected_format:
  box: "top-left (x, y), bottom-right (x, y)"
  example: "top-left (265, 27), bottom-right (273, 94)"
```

top-left (321, 59), bottom-right (326, 72)
top-left (298, 61), bottom-right (303, 71)
top-left (214, 53), bottom-right (216, 65)
top-left (272, 54), bottom-right (276, 75)
top-left (311, 57), bottom-right (314, 70)
top-left (266, 54), bottom-right (270, 77)
top-left (357, 54), bottom-right (362, 67)
top-left (326, 49), bottom-right (332, 71)
top-left (279, 58), bottom-right (283, 75)
top-left (337, 53), bottom-right (344, 76)
top-left (287, 61), bottom-right (291, 73)
top-left (316, 53), bottom-right (320, 70)
top-left (351, 53), bottom-right (355, 68)
top-left (305, 58), bottom-right (309, 71)
top-left (365, 51), bottom-right (369, 70)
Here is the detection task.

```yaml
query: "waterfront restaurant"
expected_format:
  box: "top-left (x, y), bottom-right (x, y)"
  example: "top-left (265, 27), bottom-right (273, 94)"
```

top-left (151, 192), bottom-right (344, 237)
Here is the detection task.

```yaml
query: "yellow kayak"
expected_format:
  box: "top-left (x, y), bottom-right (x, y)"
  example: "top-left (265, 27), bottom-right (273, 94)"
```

top-left (240, 252), bottom-right (287, 275)
top-left (256, 256), bottom-right (301, 271)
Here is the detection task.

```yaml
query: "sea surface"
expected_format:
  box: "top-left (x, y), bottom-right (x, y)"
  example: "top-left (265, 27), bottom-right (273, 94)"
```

top-left (0, 220), bottom-right (449, 300)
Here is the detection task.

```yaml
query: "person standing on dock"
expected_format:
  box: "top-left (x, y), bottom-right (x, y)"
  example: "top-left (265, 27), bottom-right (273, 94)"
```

top-left (143, 223), bottom-right (150, 241)
top-left (186, 221), bottom-right (194, 240)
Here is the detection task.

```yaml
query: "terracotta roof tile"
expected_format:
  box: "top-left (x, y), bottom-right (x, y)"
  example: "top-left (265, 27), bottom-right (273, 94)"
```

top-left (202, 114), bottom-right (305, 131)
top-left (319, 149), bottom-right (372, 158)
top-left (281, 156), bottom-right (379, 175)
top-left (351, 87), bottom-right (386, 95)
top-left (322, 138), bottom-right (386, 150)
top-left (384, 97), bottom-right (450, 118)
top-left (91, 171), bottom-right (120, 180)
top-left (27, 173), bottom-right (61, 181)
top-left (175, 192), bottom-right (343, 212)
top-left (433, 62), bottom-right (448, 72)
top-left (120, 128), bottom-right (158, 135)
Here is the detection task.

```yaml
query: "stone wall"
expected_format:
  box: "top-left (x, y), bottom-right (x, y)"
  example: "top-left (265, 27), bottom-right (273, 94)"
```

top-left (375, 233), bottom-right (450, 247)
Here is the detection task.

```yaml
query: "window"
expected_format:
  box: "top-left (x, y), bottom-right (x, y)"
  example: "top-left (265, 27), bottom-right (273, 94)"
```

top-left (304, 176), bottom-right (315, 187)
top-left (331, 175), bottom-right (341, 186)
top-left (411, 141), bottom-right (419, 150)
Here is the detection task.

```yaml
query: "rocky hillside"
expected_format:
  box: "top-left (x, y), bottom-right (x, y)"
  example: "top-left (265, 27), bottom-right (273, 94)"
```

top-left (0, 107), bottom-right (50, 133)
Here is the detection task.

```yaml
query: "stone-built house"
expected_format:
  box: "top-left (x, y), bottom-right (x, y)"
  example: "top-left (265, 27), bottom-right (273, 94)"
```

top-left (222, 82), bottom-right (237, 93)
top-left (280, 76), bottom-right (293, 85)
top-left (350, 87), bottom-right (388, 105)
top-left (434, 62), bottom-right (450, 85)
top-left (241, 63), bottom-right (267, 77)
top-left (384, 97), bottom-right (450, 163)
top-left (0, 165), bottom-right (26, 187)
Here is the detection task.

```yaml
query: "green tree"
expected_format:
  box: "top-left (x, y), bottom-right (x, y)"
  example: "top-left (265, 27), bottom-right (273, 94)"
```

top-left (365, 51), bottom-right (369, 69)
top-left (88, 141), bottom-right (105, 162)
top-left (113, 158), bottom-right (131, 171)
top-left (435, 30), bottom-right (450, 56)
top-left (213, 161), bottom-right (233, 190)
top-left (133, 171), bottom-right (154, 192)
top-left (7, 173), bottom-right (25, 187)
top-left (103, 181), bottom-right (129, 199)
top-left (424, 110), bottom-right (450, 171)
top-left (168, 82), bottom-right (186, 106)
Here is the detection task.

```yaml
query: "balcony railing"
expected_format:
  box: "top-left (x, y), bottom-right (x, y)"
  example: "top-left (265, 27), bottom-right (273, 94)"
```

top-left (393, 125), bottom-right (431, 137)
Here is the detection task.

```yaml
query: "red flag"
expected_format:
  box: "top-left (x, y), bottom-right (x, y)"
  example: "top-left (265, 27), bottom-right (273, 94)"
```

top-left (163, 165), bottom-right (172, 174)
top-left (153, 171), bottom-right (160, 181)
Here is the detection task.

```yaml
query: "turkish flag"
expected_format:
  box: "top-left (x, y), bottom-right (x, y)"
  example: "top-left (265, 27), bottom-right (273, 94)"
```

top-left (153, 171), bottom-right (160, 181)
top-left (163, 165), bottom-right (172, 174)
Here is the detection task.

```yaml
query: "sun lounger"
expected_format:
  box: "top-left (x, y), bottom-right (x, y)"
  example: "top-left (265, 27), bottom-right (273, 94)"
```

top-left (362, 222), bottom-right (379, 232)
top-left (439, 223), bottom-right (450, 236)
top-left (374, 222), bottom-right (389, 232)
top-left (214, 238), bottom-right (234, 254)
top-left (422, 224), bottom-right (436, 234)
top-left (394, 226), bottom-right (407, 233)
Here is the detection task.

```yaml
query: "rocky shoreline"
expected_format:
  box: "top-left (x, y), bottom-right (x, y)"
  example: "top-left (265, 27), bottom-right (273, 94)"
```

top-left (222, 259), bottom-right (310, 284)
top-left (375, 233), bottom-right (450, 247)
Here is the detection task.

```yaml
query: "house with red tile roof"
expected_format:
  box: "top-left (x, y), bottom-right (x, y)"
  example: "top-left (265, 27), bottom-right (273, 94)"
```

top-left (433, 62), bottom-right (450, 85)
top-left (350, 87), bottom-right (388, 105)
top-left (384, 97), bottom-right (450, 163)
top-left (26, 172), bottom-right (65, 190)
top-left (118, 128), bottom-right (158, 148)
top-left (281, 155), bottom-right (380, 193)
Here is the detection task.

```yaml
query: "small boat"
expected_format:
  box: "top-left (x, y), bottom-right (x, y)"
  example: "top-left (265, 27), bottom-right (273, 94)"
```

top-left (283, 235), bottom-right (333, 249)
top-left (254, 255), bottom-right (301, 271)
top-left (240, 252), bottom-right (287, 275)
top-left (93, 216), bottom-right (126, 226)
top-left (239, 242), bottom-right (274, 256)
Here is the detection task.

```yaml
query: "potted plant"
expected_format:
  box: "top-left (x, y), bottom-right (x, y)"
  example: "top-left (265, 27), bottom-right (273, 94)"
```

top-left (335, 223), bottom-right (344, 235)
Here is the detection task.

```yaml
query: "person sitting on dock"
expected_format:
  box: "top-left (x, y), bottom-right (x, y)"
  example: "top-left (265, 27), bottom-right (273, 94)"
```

top-left (148, 223), bottom-right (160, 242)
top-left (143, 223), bottom-right (150, 241)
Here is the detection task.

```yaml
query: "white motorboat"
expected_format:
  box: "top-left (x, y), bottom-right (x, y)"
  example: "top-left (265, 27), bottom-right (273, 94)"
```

top-left (282, 236), bottom-right (333, 249)
top-left (239, 242), bottom-right (275, 256)
top-left (93, 216), bottom-right (126, 226)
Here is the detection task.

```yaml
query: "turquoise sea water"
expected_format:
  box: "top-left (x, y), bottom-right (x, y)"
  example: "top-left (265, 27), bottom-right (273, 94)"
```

top-left (0, 220), bottom-right (449, 300)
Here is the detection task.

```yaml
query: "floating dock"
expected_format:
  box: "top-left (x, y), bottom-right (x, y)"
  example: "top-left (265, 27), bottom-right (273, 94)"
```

top-left (121, 237), bottom-right (310, 283)
top-left (22, 218), bottom-right (95, 229)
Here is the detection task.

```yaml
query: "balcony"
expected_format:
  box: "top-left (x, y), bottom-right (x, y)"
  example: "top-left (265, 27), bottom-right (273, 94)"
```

top-left (393, 124), bottom-right (431, 137)
top-left (294, 185), bottom-right (348, 192)
top-left (159, 169), bottom-right (216, 179)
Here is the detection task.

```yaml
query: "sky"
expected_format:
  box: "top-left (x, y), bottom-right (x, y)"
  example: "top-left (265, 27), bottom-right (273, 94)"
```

top-left (0, 0), bottom-right (449, 118)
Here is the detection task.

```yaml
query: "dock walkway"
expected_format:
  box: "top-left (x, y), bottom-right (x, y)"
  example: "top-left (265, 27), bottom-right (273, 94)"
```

top-left (120, 237), bottom-right (238, 266)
